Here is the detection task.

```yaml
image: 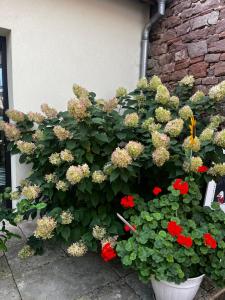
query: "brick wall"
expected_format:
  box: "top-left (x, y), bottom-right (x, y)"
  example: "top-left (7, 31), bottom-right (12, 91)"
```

top-left (148, 0), bottom-right (225, 92)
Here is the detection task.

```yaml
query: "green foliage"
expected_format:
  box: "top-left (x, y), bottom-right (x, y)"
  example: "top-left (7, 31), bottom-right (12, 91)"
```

top-left (116, 179), bottom-right (225, 287)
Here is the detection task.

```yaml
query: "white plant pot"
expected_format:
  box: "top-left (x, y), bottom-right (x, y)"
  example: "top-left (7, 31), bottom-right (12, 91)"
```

top-left (151, 274), bottom-right (204, 300)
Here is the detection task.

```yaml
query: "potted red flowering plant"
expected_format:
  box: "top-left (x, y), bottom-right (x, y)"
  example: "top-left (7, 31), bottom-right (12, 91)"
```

top-left (116, 177), bottom-right (225, 300)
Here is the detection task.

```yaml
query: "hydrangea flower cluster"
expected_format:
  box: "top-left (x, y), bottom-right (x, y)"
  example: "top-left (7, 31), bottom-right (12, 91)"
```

top-left (199, 128), bottom-right (214, 142)
top-left (73, 84), bottom-right (89, 99)
top-left (18, 245), bottom-right (35, 259)
top-left (67, 241), bottom-right (87, 257)
top-left (148, 75), bottom-right (162, 91)
top-left (49, 153), bottom-right (61, 165)
top-left (179, 75), bottom-right (195, 87)
top-left (214, 130), bottom-right (225, 148)
top-left (53, 125), bottom-right (72, 141)
top-left (190, 90), bottom-right (205, 103)
top-left (60, 210), bottom-right (74, 225)
top-left (208, 164), bottom-right (225, 177)
top-left (152, 147), bottom-right (170, 167)
top-left (183, 136), bottom-right (201, 152)
top-left (152, 131), bottom-right (170, 149)
top-left (92, 171), bottom-right (107, 183)
top-left (21, 185), bottom-right (40, 200)
top-left (102, 98), bottom-right (118, 113)
top-left (155, 107), bottom-right (171, 123)
top-left (125, 141), bottom-right (144, 159)
top-left (0, 122), bottom-right (21, 141)
top-left (124, 113), bottom-right (139, 127)
top-left (209, 80), bottom-right (225, 102)
top-left (155, 85), bottom-right (170, 105)
top-left (92, 225), bottom-right (106, 240)
top-left (45, 173), bottom-right (57, 183)
top-left (68, 98), bottom-right (91, 121)
top-left (32, 129), bottom-right (44, 141)
top-left (60, 149), bottom-right (74, 162)
top-left (168, 96), bottom-right (179, 108)
top-left (6, 109), bottom-right (25, 122)
top-left (116, 87), bottom-right (127, 98)
top-left (16, 140), bottom-right (36, 155)
top-left (34, 216), bottom-right (57, 240)
top-left (164, 118), bottom-right (184, 137)
top-left (56, 180), bottom-right (69, 191)
top-left (28, 112), bottom-right (45, 123)
top-left (111, 147), bottom-right (132, 168)
top-left (41, 103), bottom-right (58, 118)
top-left (66, 163), bottom-right (90, 184)
top-left (137, 77), bottom-right (148, 89)
top-left (179, 105), bottom-right (193, 120)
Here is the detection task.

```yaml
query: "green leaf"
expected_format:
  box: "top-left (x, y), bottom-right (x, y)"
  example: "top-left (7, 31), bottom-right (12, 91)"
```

top-left (92, 118), bottom-right (105, 125)
top-left (95, 133), bottom-right (109, 143)
top-left (35, 203), bottom-right (47, 210)
top-left (60, 226), bottom-right (71, 241)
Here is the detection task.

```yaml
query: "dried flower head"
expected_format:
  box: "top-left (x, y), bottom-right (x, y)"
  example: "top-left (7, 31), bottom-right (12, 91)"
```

top-left (152, 147), bottom-right (170, 167)
top-left (18, 245), bottom-right (35, 259)
top-left (208, 164), bottom-right (225, 177)
top-left (92, 171), bottom-right (107, 183)
top-left (142, 117), bottom-right (154, 130)
top-left (67, 241), bottom-right (87, 257)
top-left (56, 180), bottom-right (69, 192)
top-left (102, 98), bottom-right (118, 113)
top-left (34, 216), bottom-right (57, 240)
top-left (41, 104), bottom-right (58, 118)
top-left (111, 147), bottom-right (132, 168)
top-left (60, 149), bottom-right (74, 162)
top-left (66, 163), bottom-right (90, 184)
top-left (116, 87), bottom-right (127, 98)
top-left (148, 75), bottom-right (162, 91)
top-left (209, 81), bottom-right (225, 102)
top-left (68, 99), bottom-right (90, 121)
top-left (199, 128), bottom-right (214, 142)
top-left (155, 107), bottom-right (171, 123)
top-left (28, 112), bottom-right (45, 123)
top-left (183, 136), bottom-right (201, 152)
top-left (73, 84), bottom-right (89, 99)
top-left (164, 118), bottom-right (184, 137)
top-left (148, 122), bottom-right (162, 132)
top-left (92, 225), bottom-right (106, 240)
top-left (190, 90), bottom-right (205, 103)
top-left (179, 75), bottom-right (195, 87)
top-left (6, 109), bottom-right (25, 122)
top-left (124, 113), bottom-right (139, 127)
top-left (152, 131), bottom-right (170, 149)
top-left (168, 96), bottom-right (179, 109)
top-left (60, 211), bottom-right (74, 225)
top-left (49, 153), bottom-right (61, 165)
top-left (155, 85), bottom-right (170, 105)
top-left (179, 105), bottom-right (193, 120)
top-left (53, 125), bottom-right (72, 141)
top-left (22, 185), bottom-right (40, 200)
top-left (16, 140), bottom-right (36, 155)
top-left (125, 141), bottom-right (144, 159)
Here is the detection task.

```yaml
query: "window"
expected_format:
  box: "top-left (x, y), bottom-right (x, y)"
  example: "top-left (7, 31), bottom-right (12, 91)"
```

top-left (0, 36), bottom-right (11, 191)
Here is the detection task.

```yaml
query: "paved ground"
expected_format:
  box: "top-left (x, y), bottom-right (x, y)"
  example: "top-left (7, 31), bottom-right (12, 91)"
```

top-left (0, 221), bottom-right (222, 300)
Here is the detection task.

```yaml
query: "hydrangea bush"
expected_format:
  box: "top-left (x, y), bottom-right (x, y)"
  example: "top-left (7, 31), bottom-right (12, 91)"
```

top-left (2, 75), bottom-right (225, 257)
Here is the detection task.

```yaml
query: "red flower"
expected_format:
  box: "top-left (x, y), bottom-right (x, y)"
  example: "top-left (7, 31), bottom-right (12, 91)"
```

top-left (197, 166), bottom-right (209, 173)
top-left (177, 234), bottom-right (193, 248)
top-left (153, 186), bottom-right (162, 196)
top-left (173, 179), bottom-right (189, 195)
top-left (167, 221), bottom-right (183, 237)
top-left (124, 225), bottom-right (136, 232)
top-left (101, 243), bottom-right (117, 262)
top-left (120, 195), bottom-right (135, 208)
top-left (203, 233), bottom-right (217, 249)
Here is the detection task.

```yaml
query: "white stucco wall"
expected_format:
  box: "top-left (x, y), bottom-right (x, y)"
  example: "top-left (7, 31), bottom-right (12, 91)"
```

top-left (0, 0), bottom-right (148, 193)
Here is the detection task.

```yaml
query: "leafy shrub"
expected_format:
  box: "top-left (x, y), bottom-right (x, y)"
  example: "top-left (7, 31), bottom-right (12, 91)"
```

top-left (1, 76), bottom-right (225, 256)
top-left (116, 178), bottom-right (225, 287)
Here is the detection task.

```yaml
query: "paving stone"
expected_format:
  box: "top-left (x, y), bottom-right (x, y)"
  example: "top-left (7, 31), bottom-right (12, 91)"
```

top-left (6, 241), bottom-right (66, 277)
top-left (0, 255), bottom-right (21, 299)
top-left (14, 253), bottom-right (119, 300)
top-left (124, 273), bottom-right (155, 300)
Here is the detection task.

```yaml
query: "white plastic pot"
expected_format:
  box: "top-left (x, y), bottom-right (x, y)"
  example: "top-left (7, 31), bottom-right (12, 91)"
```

top-left (151, 274), bottom-right (204, 300)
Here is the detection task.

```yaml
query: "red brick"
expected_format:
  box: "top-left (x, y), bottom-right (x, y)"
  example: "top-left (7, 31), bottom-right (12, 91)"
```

top-left (150, 43), bottom-right (168, 56)
top-left (162, 63), bottom-right (175, 74)
top-left (220, 53), bottom-right (225, 61)
top-left (175, 22), bottom-right (190, 37)
top-left (182, 28), bottom-right (209, 43)
top-left (189, 62), bottom-right (209, 78)
top-left (216, 19), bottom-right (225, 34)
top-left (214, 62), bottom-right (225, 76)
top-left (170, 69), bottom-right (188, 81)
top-left (190, 56), bottom-right (204, 64)
top-left (175, 60), bottom-right (190, 70)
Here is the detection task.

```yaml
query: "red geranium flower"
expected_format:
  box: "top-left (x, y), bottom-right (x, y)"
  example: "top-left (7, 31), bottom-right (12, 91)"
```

top-left (197, 166), bottom-right (209, 173)
top-left (120, 195), bottom-right (135, 208)
top-left (101, 243), bottom-right (117, 262)
top-left (124, 224), bottom-right (136, 232)
top-left (203, 233), bottom-right (217, 249)
top-left (167, 221), bottom-right (183, 237)
top-left (153, 186), bottom-right (162, 196)
top-left (177, 234), bottom-right (193, 248)
top-left (173, 179), bottom-right (189, 195)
